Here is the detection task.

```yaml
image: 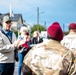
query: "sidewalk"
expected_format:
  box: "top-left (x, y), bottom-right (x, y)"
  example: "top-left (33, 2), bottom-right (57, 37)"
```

top-left (14, 62), bottom-right (23, 75)
top-left (14, 62), bottom-right (18, 75)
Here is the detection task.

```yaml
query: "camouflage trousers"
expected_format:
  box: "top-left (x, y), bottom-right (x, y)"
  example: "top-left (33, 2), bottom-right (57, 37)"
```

top-left (22, 63), bottom-right (36, 75)
top-left (73, 57), bottom-right (76, 75)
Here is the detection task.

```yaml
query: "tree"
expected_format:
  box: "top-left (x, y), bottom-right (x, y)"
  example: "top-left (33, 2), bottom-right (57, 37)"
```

top-left (14, 30), bottom-right (18, 38)
top-left (64, 31), bottom-right (69, 35)
top-left (31, 24), bottom-right (46, 34)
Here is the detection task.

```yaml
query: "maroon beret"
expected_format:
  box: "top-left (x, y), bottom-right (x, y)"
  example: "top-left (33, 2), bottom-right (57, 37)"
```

top-left (47, 22), bottom-right (63, 41)
top-left (69, 23), bottom-right (76, 29)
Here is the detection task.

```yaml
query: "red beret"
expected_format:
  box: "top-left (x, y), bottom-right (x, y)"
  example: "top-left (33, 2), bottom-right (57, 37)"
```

top-left (47, 22), bottom-right (63, 41)
top-left (69, 23), bottom-right (76, 29)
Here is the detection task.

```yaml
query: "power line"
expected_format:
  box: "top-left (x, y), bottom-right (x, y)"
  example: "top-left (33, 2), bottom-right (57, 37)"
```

top-left (23, 10), bottom-right (37, 20)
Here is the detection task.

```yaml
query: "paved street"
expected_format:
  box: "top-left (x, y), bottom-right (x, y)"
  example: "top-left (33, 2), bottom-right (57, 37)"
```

top-left (14, 62), bottom-right (18, 75)
top-left (14, 67), bottom-right (18, 75)
top-left (14, 62), bottom-right (22, 75)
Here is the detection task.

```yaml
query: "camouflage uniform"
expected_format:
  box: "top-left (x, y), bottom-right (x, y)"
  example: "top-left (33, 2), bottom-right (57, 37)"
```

top-left (23, 39), bottom-right (76, 75)
top-left (61, 32), bottom-right (76, 56)
top-left (61, 32), bottom-right (76, 74)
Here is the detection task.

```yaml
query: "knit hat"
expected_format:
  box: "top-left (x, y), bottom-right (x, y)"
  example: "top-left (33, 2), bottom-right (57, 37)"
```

top-left (3, 15), bottom-right (12, 23)
top-left (47, 22), bottom-right (63, 41)
top-left (69, 23), bottom-right (76, 29)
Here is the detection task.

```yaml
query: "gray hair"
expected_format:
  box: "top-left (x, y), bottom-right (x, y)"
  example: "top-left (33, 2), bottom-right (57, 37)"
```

top-left (20, 26), bottom-right (28, 33)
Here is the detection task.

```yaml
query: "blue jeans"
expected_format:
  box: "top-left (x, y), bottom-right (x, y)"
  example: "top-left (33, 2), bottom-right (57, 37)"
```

top-left (18, 53), bottom-right (26, 75)
top-left (0, 63), bottom-right (15, 75)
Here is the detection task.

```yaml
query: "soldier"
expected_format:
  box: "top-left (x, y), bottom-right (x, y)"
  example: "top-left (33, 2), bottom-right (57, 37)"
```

top-left (61, 23), bottom-right (76, 72)
top-left (22, 22), bottom-right (76, 75)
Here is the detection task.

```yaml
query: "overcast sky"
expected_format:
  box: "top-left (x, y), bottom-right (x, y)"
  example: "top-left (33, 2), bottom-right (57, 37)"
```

top-left (0, 0), bottom-right (76, 31)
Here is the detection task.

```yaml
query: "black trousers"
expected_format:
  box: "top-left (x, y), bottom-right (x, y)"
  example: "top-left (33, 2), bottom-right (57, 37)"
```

top-left (0, 63), bottom-right (14, 75)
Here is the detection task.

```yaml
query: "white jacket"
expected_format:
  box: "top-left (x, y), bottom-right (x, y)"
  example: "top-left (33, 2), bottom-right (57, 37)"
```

top-left (0, 31), bottom-right (16, 63)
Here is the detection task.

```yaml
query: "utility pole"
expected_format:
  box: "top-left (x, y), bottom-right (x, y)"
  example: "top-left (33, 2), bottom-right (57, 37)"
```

top-left (37, 7), bottom-right (39, 31)
top-left (63, 24), bottom-right (65, 32)
top-left (10, 4), bottom-right (12, 17)
top-left (44, 21), bottom-right (46, 30)
top-left (37, 7), bottom-right (44, 31)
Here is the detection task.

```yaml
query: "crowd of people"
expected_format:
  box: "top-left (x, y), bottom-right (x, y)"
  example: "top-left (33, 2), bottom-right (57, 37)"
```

top-left (22, 22), bottom-right (76, 75)
top-left (0, 15), bottom-right (76, 75)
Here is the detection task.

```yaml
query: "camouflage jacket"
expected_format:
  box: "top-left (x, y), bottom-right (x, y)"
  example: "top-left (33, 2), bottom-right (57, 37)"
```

top-left (23, 39), bottom-right (76, 75)
top-left (61, 32), bottom-right (76, 57)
